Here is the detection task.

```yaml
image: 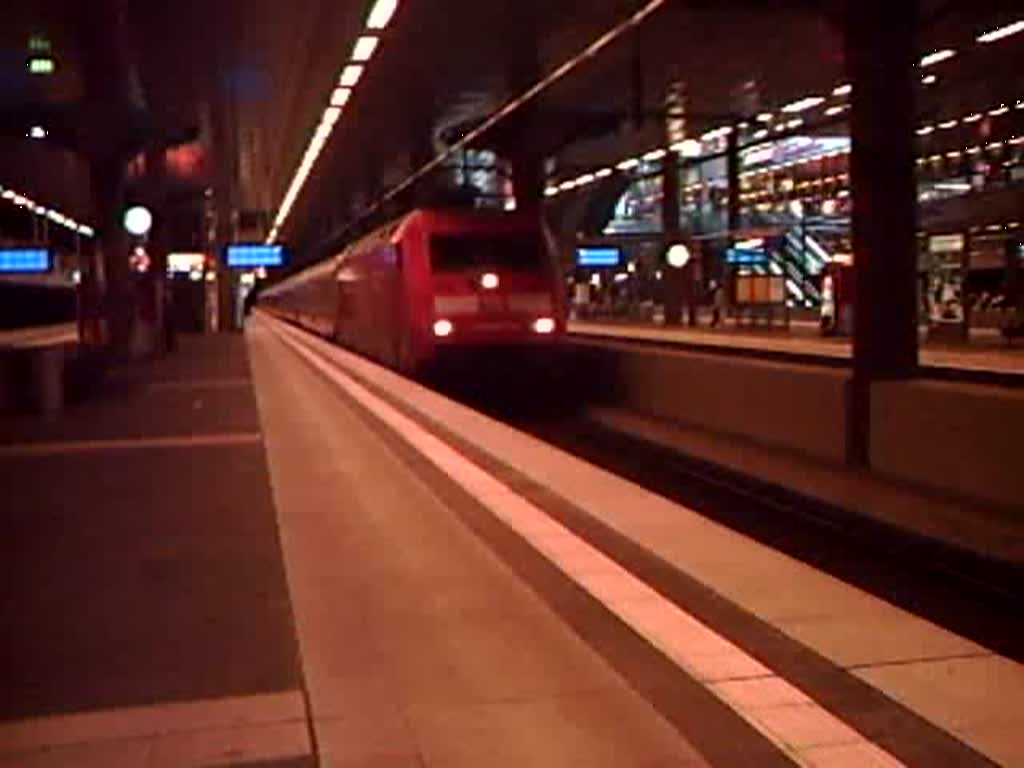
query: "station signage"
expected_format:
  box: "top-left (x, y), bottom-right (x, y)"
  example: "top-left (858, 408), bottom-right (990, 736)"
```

top-left (576, 245), bottom-right (622, 267)
top-left (727, 236), bottom-right (771, 265)
top-left (726, 247), bottom-right (769, 265)
top-left (225, 243), bottom-right (285, 268)
top-left (0, 247), bottom-right (51, 274)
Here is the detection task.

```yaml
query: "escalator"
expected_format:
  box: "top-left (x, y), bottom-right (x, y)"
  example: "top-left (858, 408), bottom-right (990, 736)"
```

top-left (677, 207), bottom-right (847, 307)
top-left (776, 227), bottom-right (826, 305)
top-left (756, 211), bottom-right (849, 308)
top-left (767, 242), bottom-right (818, 306)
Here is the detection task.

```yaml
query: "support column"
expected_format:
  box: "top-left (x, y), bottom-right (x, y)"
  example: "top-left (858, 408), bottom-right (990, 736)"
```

top-left (631, 37), bottom-right (647, 132)
top-left (76, 0), bottom-right (138, 357)
top-left (845, 0), bottom-right (920, 464)
top-left (510, 152), bottom-right (544, 213)
top-left (726, 127), bottom-right (741, 237)
top-left (503, 0), bottom-right (543, 213)
top-left (217, 197), bottom-right (237, 333)
top-left (662, 151), bottom-right (681, 237)
top-left (960, 230), bottom-right (971, 342)
top-left (662, 150), bottom-right (685, 326)
top-left (144, 146), bottom-right (171, 356)
top-left (90, 156), bottom-right (133, 356)
top-left (411, 91), bottom-right (437, 205)
top-left (1007, 237), bottom-right (1022, 317)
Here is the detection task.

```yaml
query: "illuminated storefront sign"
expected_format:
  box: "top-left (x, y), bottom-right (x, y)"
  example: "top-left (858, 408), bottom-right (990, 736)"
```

top-left (741, 136), bottom-right (850, 169)
top-left (928, 233), bottom-right (965, 253)
top-left (168, 252), bottom-right (207, 273)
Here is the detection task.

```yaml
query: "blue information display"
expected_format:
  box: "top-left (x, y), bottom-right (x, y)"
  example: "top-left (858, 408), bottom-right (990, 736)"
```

top-left (0, 247), bottom-right (51, 273)
top-left (576, 246), bottom-right (621, 267)
top-left (726, 247), bottom-right (769, 265)
top-left (225, 243), bottom-right (285, 268)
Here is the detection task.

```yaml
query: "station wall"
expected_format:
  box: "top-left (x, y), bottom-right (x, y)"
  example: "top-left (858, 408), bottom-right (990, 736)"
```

top-left (579, 341), bottom-right (1021, 515)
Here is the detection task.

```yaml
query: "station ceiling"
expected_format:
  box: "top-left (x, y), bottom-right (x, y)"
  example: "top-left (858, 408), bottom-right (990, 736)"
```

top-left (1, 1), bottom-right (1020, 262)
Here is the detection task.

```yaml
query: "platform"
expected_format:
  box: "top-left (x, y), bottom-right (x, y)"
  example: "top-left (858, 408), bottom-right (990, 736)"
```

top-left (0, 323), bottom-right (78, 350)
top-left (568, 319), bottom-right (1024, 378)
top-left (0, 334), bottom-right (309, 766)
top-left (1, 316), bottom-right (1021, 766)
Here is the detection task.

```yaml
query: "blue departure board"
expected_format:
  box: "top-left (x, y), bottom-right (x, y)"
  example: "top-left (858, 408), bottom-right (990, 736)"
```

top-left (225, 244), bottom-right (285, 268)
top-left (726, 247), bottom-right (769, 265)
top-left (576, 246), bottom-right (621, 267)
top-left (0, 248), bottom-right (51, 273)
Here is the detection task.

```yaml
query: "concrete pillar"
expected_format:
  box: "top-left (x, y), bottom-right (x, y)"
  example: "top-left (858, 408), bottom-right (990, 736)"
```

top-left (631, 39), bottom-right (647, 132)
top-left (845, 0), bottom-right (920, 464)
top-left (75, 0), bottom-right (142, 358)
top-left (30, 346), bottom-right (64, 416)
top-left (510, 153), bottom-right (544, 212)
top-left (0, 357), bottom-right (13, 413)
top-left (144, 147), bottom-right (170, 356)
top-left (662, 151), bottom-right (681, 237)
top-left (74, 0), bottom-right (137, 105)
top-left (727, 128), bottom-right (741, 237)
top-left (406, 87), bottom-right (436, 208)
top-left (215, 191), bottom-right (237, 333)
top-left (501, 0), bottom-right (543, 213)
top-left (662, 151), bottom-right (685, 326)
top-left (77, 239), bottom-right (106, 347)
top-left (90, 157), bottom-right (134, 357)
top-left (960, 230), bottom-right (971, 342)
top-left (1007, 237), bottom-right (1022, 315)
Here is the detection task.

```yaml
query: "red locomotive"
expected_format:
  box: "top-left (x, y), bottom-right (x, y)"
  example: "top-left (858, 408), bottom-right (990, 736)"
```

top-left (261, 207), bottom-right (567, 375)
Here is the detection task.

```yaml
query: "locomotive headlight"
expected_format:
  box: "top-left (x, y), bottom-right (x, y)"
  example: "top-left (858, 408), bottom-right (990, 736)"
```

top-left (480, 272), bottom-right (500, 290)
top-left (532, 317), bottom-right (556, 334)
top-left (433, 319), bottom-right (454, 337)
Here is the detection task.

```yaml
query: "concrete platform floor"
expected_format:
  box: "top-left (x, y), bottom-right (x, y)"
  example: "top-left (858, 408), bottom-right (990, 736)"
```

top-left (249, 321), bottom-right (726, 767)
top-left (260, 314), bottom-right (1022, 767)
top-left (2, 320), bottom-right (1021, 766)
top-left (0, 334), bottom-right (310, 766)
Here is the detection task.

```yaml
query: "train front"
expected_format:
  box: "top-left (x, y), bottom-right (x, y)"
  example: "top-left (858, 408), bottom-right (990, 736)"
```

top-left (419, 211), bottom-right (567, 382)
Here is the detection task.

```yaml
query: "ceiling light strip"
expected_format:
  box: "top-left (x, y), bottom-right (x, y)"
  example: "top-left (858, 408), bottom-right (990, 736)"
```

top-left (268, 0), bottom-right (403, 242)
top-left (977, 19), bottom-right (1024, 43)
top-left (0, 183), bottom-right (94, 237)
top-left (919, 48), bottom-right (956, 67)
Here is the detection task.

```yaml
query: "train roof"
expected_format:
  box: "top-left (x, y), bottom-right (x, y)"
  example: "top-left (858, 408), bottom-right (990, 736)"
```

top-left (263, 206), bottom-right (543, 297)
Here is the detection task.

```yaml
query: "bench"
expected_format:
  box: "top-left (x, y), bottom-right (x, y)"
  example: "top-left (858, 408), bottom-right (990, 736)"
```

top-left (0, 324), bottom-right (83, 415)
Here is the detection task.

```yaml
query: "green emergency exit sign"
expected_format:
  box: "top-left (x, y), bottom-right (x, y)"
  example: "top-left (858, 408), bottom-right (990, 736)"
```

top-left (27, 57), bottom-right (55, 74)
top-left (27, 35), bottom-right (55, 74)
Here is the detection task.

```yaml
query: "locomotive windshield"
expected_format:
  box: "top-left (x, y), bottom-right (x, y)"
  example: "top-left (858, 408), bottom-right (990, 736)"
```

top-left (431, 234), bottom-right (546, 272)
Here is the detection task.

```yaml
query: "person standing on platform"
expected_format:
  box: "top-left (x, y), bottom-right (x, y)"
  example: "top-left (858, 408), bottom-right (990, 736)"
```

top-left (77, 272), bottom-right (104, 346)
top-left (163, 281), bottom-right (177, 352)
top-left (710, 280), bottom-right (727, 328)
